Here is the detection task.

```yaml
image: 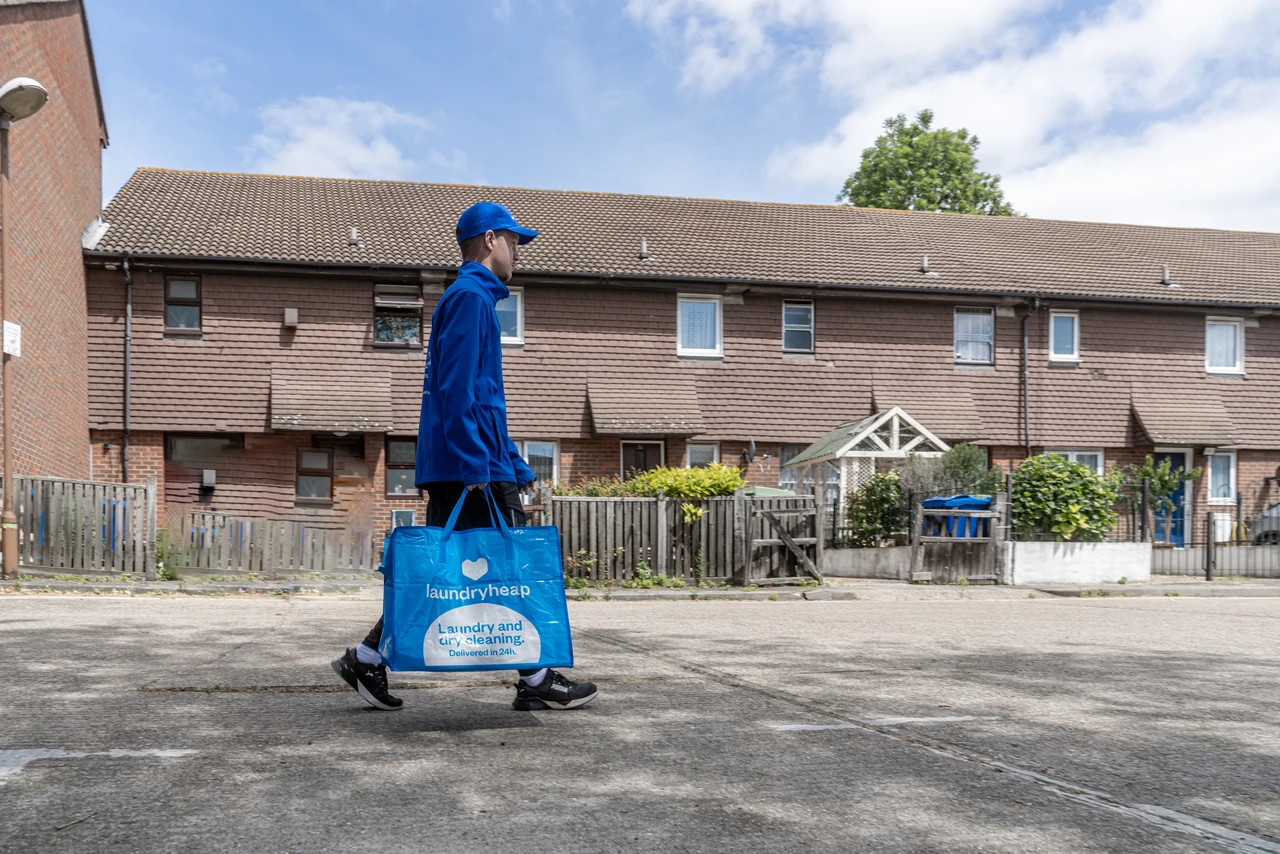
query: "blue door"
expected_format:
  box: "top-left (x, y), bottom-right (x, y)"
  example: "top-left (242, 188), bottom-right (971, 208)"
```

top-left (1154, 451), bottom-right (1186, 545)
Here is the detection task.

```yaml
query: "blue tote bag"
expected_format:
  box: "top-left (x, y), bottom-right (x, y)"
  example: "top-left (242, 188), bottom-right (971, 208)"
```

top-left (378, 488), bottom-right (573, 672)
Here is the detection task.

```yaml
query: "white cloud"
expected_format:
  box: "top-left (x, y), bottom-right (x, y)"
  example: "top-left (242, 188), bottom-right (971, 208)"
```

top-left (246, 96), bottom-right (430, 179)
top-left (628, 0), bottom-right (1280, 229)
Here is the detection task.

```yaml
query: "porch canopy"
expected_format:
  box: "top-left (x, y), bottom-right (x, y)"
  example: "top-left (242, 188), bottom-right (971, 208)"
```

top-left (785, 407), bottom-right (949, 509)
top-left (270, 365), bottom-right (393, 432)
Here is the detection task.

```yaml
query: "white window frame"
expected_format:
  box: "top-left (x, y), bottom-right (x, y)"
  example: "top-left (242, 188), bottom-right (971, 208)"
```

top-left (620, 440), bottom-right (665, 476)
top-left (1205, 449), bottom-right (1237, 505)
top-left (684, 442), bottom-right (720, 468)
top-left (677, 294), bottom-right (723, 358)
top-left (782, 300), bottom-right (814, 354)
top-left (954, 307), bottom-right (995, 365)
top-left (1205, 317), bottom-right (1244, 375)
top-left (1046, 448), bottom-right (1105, 475)
top-left (390, 509), bottom-right (417, 528)
top-left (515, 438), bottom-right (559, 484)
top-left (497, 287), bottom-right (524, 346)
top-left (1048, 310), bottom-right (1080, 362)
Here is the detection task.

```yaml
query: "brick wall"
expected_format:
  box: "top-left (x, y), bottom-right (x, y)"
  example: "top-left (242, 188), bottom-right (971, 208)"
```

top-left (0, 2), bottom-right (103, 478)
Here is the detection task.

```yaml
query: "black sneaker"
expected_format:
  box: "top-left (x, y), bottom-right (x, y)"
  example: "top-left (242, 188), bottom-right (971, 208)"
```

top-left (331, 648), bottom-right (403, 710)
top-left (512, 670), bottom-right (598, 711)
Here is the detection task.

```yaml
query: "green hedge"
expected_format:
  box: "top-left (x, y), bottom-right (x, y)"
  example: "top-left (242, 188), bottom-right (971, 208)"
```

top-left (1011, 454), bottom-right (1119, 541)
top-left (553, 463), bottom-right (745, 498)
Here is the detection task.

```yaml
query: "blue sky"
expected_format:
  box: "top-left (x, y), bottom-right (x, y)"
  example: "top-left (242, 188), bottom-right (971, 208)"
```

top-left (91, 0), bottom-right (1280, 231)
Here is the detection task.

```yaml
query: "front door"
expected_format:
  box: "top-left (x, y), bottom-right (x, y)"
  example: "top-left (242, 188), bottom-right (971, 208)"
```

top-left (1154, 450), bottom-right (1188, 545)
top-left (621, 441), bottom-right (664, 479)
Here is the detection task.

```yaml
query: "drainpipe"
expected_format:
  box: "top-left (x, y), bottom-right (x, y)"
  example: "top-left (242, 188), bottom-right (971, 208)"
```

top-left (1022, 298), bottom-right (1040, 459)
top-left (122, 254), bottom-right (132, 483)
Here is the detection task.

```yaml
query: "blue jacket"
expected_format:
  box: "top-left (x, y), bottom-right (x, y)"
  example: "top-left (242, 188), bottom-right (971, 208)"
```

top-left (415, 262), bottom-right (537, 488)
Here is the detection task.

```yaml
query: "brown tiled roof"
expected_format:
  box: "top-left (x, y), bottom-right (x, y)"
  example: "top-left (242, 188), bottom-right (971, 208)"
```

top-left (92, 168), bottom-right (1280, 307)
top-left (587, 374), bottom-right (705, 437)
top-left (1132, 385), bottom-right (1241, 446)
top-left (270, 365), bottom-right (392, 433)
top-left (871, 372), bottom-right (985, 441)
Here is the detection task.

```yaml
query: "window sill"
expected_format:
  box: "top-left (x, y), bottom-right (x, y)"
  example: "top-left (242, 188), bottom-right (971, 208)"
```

top-left (677, 353), bottom-right (724, 362)
top-left (1206, 370), bottom-right (1245, 378)
top-left (954, 363), bottom-right (995, 371)
top-left (372, 342), bottom-right (423, 351)
top-left (294, 498), bottom-right (334, 506)
top-left (164, 329), bottom-right (203, 338)
top-left (385, 492), bottom-right (422, 500)
top-left (501, 339), bottom-right (524, 349)
top-left (783, 352), bottom-right (815, 359)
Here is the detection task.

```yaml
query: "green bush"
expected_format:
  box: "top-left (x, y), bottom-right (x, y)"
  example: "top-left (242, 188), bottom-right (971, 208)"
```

top-left (628, 463), bottom-right (744, 498)
top-left (844, 471), bottom-right (906, 547)
top-left (899, 442), bottom-right (1004, 497)
top-left (554, 463), bottom-right (744, 499)
top-left (1011, 454), bottom-right (1119, 541)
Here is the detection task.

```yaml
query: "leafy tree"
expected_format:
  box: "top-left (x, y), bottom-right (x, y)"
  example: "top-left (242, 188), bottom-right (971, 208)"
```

top-left (899, 443), bottom-right (1004, 498)
top-left (1120, 455), bottom-right (1202, 544)
top-left (838, 109), bottom-right (1017, 216)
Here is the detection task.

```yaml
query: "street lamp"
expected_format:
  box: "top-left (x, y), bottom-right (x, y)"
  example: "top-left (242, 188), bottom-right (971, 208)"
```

top-left (0, 77), bottom-right (48, 578)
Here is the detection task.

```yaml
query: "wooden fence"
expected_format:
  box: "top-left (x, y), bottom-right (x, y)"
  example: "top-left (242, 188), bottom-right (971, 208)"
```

top-left (6, 476), bottom-right (157, 578)
top-left (173, 512), bottom-right (376, 578)
top-left (543, 493), bottom-right (820, 584)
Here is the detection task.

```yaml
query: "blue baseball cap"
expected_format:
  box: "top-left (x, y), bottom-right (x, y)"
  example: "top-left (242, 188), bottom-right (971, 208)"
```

top-left (455, 201), bottom-right (539, 245)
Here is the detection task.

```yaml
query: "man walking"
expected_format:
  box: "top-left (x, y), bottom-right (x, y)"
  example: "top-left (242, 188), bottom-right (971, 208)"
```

top-left (332, 202), bottom-right (598, 713)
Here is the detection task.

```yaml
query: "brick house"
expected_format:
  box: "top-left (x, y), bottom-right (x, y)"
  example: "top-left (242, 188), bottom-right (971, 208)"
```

top-left (84, 169), bottom-right (1280, 544)
top-left (0, 0), bottom-right (107, 477)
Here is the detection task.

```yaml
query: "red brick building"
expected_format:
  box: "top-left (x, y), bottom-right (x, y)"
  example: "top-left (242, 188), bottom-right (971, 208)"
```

top-left (0, 0), bottom-right (106, 478)
top-left (84, 169), bottom-right (1280, 544)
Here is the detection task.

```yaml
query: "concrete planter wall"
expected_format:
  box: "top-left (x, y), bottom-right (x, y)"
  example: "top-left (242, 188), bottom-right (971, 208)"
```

top-left (1006, 541), bottom-right (1151, 586)
top-left (824, 546), bottom-right (912, 580)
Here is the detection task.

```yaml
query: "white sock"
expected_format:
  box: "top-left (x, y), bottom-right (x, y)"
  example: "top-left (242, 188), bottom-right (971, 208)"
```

top-left (520, 668), bottom-right (548, 687)
top-left (355, 644), bottom-right (383, 666)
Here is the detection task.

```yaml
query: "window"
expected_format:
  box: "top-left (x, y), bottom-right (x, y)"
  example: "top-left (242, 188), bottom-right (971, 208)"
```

top-left (954, 307), bottom-right (994, 365)
top-left (1049, 310), bottom-right (1080, 361)
top-left (497, 287), bottom-right (523, 345)
top-left (165, 433), bottom-right (243, 461)
top-left (1206, 318), bottom-right (1244, 374)
top-left (621, 441), bottom-right (664, 478)
top-left (518, 440), bottom-right (557, 485)
top-left (374, 284), bottom-right (423, 348)
top-left (779, 443), bottom-right (838, 505)
top-left (677, 295), bottom-right (722, 358)
top-left (1047, 449), bottom-right (1104, 475)
top-left (685, 442), bottom-right (719, 468)
top-left (165, 278), bottom-right (201, 334)
top-left (391, 509), bottom-right (417, 528)
top-left (782, 301), bottom-right (814, 353)
top-left (385, 437), bottom-right (417, 497)
top-left (1207, 450), bottom-right (1236, 504)
top-left (296, 448), bottom-right (333, 502)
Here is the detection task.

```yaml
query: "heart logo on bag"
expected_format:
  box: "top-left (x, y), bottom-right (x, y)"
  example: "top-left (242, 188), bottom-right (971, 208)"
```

top-left (461, 557), bottom-right (489, 581)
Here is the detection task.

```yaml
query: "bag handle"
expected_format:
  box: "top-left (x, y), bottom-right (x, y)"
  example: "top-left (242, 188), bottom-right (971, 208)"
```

top-left (439, 486), bottom-right (516, 563)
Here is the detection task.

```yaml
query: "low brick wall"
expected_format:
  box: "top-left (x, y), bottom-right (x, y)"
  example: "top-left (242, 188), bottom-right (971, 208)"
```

top-left (823, 546), bottom-right (911, 580)
top-left (1006, 541), bottom-right (1151, 586)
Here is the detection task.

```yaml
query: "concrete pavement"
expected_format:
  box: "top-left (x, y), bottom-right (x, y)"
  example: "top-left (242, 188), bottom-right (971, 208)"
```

top-left (1, 594), bottom-right (1278, 852)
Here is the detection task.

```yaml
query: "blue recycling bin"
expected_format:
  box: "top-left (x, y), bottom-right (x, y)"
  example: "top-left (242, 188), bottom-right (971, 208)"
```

top-left (921, 494), bottom-right (992, 538)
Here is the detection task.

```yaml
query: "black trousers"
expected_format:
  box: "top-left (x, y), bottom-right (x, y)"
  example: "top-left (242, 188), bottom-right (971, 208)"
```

top-left (362, 482), bottom-right (540, 674)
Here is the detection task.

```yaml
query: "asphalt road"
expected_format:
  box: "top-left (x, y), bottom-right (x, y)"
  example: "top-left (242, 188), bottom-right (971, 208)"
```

top-left (1, 592), bottom-right (1278, 853)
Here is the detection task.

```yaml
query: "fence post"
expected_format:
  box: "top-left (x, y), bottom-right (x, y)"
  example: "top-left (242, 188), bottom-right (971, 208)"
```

top-left (1141, 477), bottom-right (1151, 543)
top-left (992, 492), bottom-right (1009, 584)
top-left (656, 497), bottom-right (670, 578)
top-left (144, 477), bottom-right (157, 581)
top-left (732, 489), bottom-right (747, 586)
top-left (1236, 490), bottom-right (1244, 545)
top-left (1204, 515), bottom-right (1214, 581)
top-left (813, 493), bottom-right (824, 582)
